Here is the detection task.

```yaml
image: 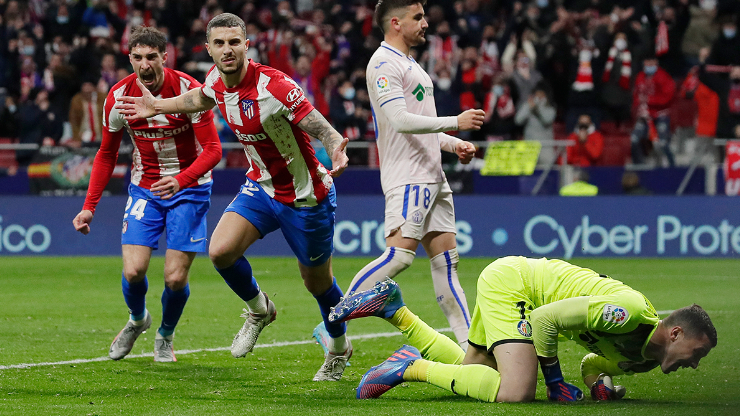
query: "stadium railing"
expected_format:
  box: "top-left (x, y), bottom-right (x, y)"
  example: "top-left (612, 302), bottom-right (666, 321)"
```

top-left (676, 138), bottom-right (729, 196)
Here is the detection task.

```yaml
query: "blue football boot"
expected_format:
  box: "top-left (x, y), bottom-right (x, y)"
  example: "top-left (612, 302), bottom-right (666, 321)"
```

top-left (328, 279), bottom-right (405, 323)
top-left (356, 345), bottom-right (421, 399)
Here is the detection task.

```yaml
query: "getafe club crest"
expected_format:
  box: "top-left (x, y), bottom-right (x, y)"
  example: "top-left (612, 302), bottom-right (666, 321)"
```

top-left (517, 320), bottom-right (532, 337)
top-left (241, 99), bottom-right (255, 119)
top-left (411, 209), bottom-right (423, 224)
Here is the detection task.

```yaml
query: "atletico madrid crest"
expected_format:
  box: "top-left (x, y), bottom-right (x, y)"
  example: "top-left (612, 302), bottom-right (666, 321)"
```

top-left (241, 99), bottom-right (255, 119)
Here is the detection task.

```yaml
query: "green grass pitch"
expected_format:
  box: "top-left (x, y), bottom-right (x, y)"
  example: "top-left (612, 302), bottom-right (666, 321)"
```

top-left (1, 256), bottom-right (738, 415)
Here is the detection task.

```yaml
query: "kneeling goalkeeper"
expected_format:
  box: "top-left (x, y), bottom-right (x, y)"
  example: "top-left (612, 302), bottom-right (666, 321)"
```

top-left (329, 256), bottom-right (717, 402)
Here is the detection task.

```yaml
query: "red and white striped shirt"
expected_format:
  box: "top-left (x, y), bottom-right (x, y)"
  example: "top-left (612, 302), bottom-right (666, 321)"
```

top-left (83, 69), bottom-right (220, 214)
top-left (201, 60), bottom-right (332, 207)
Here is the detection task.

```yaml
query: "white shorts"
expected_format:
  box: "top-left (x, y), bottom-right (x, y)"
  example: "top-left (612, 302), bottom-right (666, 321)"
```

top-left (384, 181), bottom-right (456, 240)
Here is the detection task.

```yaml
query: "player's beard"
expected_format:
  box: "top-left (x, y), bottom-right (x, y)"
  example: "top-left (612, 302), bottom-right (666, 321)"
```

top-left (408, 30), bottom-right (426, 47)
top-left (218, 56), bottom-right (243, 75)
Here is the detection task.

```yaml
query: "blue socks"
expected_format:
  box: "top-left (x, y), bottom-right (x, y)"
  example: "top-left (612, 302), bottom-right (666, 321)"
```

top-left (158, 284), bottom-right (190, 337)
top-left (541, 360), bottom-right (565, 385)
top-left (314, 278), bottom-right (346, 338)
top-left (215, 256), bottom-right (261, 302)
top-left (122, 274), bottom-right (148, 321)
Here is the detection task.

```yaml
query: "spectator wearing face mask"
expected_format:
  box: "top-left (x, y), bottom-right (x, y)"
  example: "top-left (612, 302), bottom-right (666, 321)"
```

top-left (330, 80), bottom-right (363, 140)
top-left (507, 50), bottom-right (543, 109)
top-left (707, 14), bottom-right (740, 66)
top-left (433, 68), bottom-right (461, 118)
top-left (330, 80), bottom-right (370, 166)
top-left (601, 33), bottom-right (633, 129)
top-left (566, 114), bottom-right (604, 167)
top-left (480, 74), bottom-right (517, 141)
top-left (566, 41), bottom-right (603, 133)
top-left (515, 82), bottom-right (556, 165)
top-left (47, 3), bottom-right (75, 42)
top-left (630, 56), bottom-right (676, 167)
top-left (681, 0), bottom-right (720, 67)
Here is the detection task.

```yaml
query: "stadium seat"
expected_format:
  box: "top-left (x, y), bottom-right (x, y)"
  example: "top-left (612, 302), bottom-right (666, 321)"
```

top-left (597, 133), bottom-right (631, 166)
top-left (670, 98), bottom-right (697, 130)
top-left (0, 137), bottom-right (18, 169)
top-left (552, 121), bottom-right (568, 141)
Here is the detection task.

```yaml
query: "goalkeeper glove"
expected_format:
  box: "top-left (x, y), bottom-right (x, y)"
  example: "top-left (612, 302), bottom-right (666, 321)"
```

top-left (590, 373), bottom-right (626, 401)
top-left (542, 359), bottom-right (584, 402)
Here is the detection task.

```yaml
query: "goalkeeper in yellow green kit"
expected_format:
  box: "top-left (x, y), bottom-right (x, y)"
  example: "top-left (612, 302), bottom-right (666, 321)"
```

top-left (329, 256), bottom-right (717, 402)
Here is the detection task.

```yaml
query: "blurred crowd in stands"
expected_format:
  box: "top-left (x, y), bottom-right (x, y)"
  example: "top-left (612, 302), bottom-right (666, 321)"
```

top-left (1, 0), bottom-right (740, 171)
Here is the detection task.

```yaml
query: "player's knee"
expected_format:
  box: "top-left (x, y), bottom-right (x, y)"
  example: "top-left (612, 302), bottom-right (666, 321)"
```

top-left (387, 246), bottom-right (415, 274)
top-left (496, 385), bottom-right (536, 403)
top-left (122, 265), bottom-right (147, 282)
top-left (164, 269), bottom-right (189, 291)
top-left (496, 369), bottom-right (537, 402)
top-left (209, 244), bottom-right (236, 269)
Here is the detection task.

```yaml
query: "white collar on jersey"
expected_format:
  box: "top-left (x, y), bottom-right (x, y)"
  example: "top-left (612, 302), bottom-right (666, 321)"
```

top-left (380, 41), bottom-right (416, 61)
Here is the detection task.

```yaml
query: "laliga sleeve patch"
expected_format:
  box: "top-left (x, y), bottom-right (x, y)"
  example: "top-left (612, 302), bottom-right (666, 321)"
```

top-left (603, 304), bottom-right (629, 324)
top-left (376, 74), bottom-right (393, 97)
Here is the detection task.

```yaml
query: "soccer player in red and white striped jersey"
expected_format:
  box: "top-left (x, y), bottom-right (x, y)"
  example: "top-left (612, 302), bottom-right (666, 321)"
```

top-left (73, 26), bottom-right (222, 363)
top-left (115, 14), bottom-right (352, 381)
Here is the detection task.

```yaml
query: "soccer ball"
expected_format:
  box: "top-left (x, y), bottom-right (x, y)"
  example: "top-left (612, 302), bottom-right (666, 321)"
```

top-left (590, 373), bottom-right (626, 400)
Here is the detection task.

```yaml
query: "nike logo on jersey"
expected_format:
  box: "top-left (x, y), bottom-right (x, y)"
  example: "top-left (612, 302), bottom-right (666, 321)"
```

top-left (374, 61), bottom-right (387, 69)
top-left (190, 237), bottom-right (206, 243)
top-left (309, 253), bottom-right (324, 261)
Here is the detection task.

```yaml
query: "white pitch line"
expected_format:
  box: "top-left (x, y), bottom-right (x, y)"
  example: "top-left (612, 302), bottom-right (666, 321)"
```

top-left (0, 328), bottom-right (453, 371)
top-left (1, 310), bottom-right (680, 371)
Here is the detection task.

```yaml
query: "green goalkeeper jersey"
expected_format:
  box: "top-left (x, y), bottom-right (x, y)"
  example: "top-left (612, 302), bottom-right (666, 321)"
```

top-left (526, 258), bottom-right (660, 374)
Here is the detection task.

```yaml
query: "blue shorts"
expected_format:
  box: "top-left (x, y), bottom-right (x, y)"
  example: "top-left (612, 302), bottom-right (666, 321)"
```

top-left (121, 182), bottom-right (211, 252)
top-left (224, 180), bottom-right (336, 267)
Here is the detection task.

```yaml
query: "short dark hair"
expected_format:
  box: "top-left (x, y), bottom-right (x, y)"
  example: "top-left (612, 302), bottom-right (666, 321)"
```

top-left (375, 0), bottom-right (427, 33)
top-left (128, 26), bottom-right (167, 53)
top-left (206, 13), bottom-right (246, 40)
top-left (664, 304), bottom-right (717, 348)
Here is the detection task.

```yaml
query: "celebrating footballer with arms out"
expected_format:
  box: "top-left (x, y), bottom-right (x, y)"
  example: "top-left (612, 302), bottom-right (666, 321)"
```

top-left (116, 13), bottom-right (353, 381)
top-left (73, 26), bottom-right (222, 362)
top-left (316, 0), bottom-right (487, 353)
top-left (330, 257), bottom-right (717, 403)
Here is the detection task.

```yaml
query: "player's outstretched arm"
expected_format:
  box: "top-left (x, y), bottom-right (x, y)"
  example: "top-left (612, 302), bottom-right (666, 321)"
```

top-left (296, 109), bottom-right (349, 177)
top-left (152, 120), bottom-right (222, 200)
top-left (115, 79), bottom-right (216, 120)
top-left (73, 210), bottom-right (93, 235)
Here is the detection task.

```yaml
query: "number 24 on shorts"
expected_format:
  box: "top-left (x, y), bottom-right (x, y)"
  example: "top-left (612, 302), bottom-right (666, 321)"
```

top-left (124, 197), bottom-right (148, 220)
